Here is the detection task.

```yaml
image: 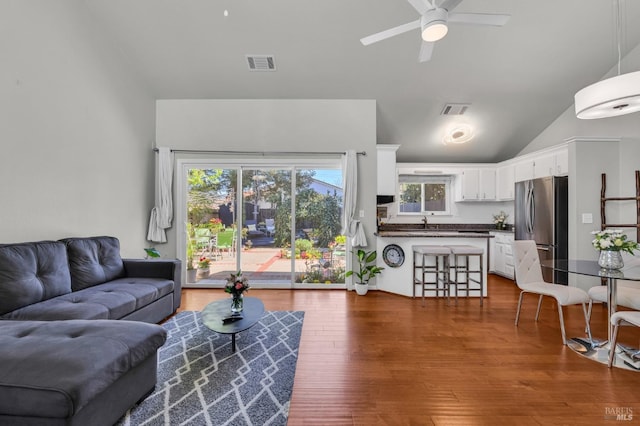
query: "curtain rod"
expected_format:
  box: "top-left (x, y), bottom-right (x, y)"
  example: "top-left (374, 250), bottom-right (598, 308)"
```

top-left (153, 148), bottom-right (366, 156)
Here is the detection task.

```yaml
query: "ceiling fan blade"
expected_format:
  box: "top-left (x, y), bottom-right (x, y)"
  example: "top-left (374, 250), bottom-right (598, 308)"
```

top-left (438, 0), bottom-right (463, 12)
top-left (418, 41), bottom-right (434, 63)
top-left (360, 20), bottom-right (421, 46)
top-left (407, 0), bottom-right (431, 15)
top-left (448, 13), bottom-right (510, 26)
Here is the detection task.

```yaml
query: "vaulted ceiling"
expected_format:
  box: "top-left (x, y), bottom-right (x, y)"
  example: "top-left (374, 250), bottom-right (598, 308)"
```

top-left (82, 0), bottom-right (640, 163)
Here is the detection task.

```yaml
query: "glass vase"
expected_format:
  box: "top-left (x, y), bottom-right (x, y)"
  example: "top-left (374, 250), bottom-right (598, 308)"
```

top-left (598, 250), bottom-right (624, 270)
top-left (231, 294), bottom-right (244, 314)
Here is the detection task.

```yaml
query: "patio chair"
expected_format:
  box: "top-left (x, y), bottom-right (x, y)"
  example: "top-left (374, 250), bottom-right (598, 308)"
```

top-left (265, 219), bottom-right (275, 236)
top-left (216, 228), bottom-right (236, 257)
top-left (194, 228), bottom-right (213, 256)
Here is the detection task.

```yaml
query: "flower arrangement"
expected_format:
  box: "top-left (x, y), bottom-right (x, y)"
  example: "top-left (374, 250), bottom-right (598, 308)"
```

top-left (197, 256), bottom-right (210, 269)
top-left (225, 271), bottom-right (250, 296)
top-left (493, 211), bottom-right (508, 229)
top-left (591, 229), bottom-right (639, 254)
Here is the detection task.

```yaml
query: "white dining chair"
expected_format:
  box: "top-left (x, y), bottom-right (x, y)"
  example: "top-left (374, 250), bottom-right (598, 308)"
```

top-left (588, 283), bottom-right (640, 326)
top-left (608, 310), bottom-right (640, 367)
top-left (512, 240), bottom-right (593, 345)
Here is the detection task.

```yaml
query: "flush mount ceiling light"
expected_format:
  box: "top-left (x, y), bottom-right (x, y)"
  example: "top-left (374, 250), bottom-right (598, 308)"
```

top-left (421, 8), bottom-right (448, 42)
top-left (443, 124), bottom-right (474, 144)
top-left (575, 0), bottom-right (640, 119)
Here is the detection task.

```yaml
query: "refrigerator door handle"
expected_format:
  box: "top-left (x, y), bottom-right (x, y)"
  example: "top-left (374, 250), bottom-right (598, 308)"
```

top-left (525, 182), bottom-right (535, 234)
top-left (529, 187), bottom-right (535, 234)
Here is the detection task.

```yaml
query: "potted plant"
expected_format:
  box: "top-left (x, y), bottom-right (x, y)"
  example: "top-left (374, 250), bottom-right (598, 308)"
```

top-left (591, 228), bottom-right (639, 269)
top-left (197, 256), bottom-right (210, 280)
top-left (346, 249), bottom-right (384, 295)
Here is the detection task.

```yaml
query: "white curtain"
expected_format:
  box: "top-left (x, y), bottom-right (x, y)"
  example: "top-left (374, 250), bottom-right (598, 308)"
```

top-left (342, 150), bottom-right (367, 247)
top-left (147, 147), bottom-right (174, 243)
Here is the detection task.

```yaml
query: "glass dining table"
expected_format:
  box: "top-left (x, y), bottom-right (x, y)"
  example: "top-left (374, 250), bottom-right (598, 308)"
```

top-left (541, 259), bottom-right (640, 370)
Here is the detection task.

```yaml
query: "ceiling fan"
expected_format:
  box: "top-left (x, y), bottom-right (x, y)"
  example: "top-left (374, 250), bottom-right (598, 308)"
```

top-left (360, 0), bottom-right (510, 62)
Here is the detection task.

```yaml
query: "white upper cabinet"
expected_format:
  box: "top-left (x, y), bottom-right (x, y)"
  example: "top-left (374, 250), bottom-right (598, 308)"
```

top-left (376, 144), bottom-right (400, 195)
top-left (514, 159), bottom-right (534, 182)
top-left (555, 148), bottom-right (568, 175)
top-left (496, 164), bottom-right (515, 200)
top-left (532, 153), bottom-right (556, 179)
top-left (514, 145), bottom-right (568, 182)
top-left (457, 168), bottom-right (496, 201)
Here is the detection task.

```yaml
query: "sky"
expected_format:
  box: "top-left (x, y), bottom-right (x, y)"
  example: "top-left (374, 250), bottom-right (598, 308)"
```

top-left (314, 169), bottom-right (342, 187)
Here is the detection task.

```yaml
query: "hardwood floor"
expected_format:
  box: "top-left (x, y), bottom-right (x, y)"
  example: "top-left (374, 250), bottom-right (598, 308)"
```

top-left (179, 275), bottom-right (640, 425)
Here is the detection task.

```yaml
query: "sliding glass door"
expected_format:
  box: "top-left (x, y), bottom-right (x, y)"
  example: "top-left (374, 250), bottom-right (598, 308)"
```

top-left (178, 159), bottom-right (345, 288)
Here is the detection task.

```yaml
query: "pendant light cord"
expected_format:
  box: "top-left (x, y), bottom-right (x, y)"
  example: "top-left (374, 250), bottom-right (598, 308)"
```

top-left (615, 0), bottom-right (623, 76)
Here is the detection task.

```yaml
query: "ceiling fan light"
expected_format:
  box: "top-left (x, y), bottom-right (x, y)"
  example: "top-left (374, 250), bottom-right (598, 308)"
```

top-left (421, 8), bottom-right (449, 42)
top-left (422, 23), bottom-right (448, 42)
top-left (575, 71), bottom-right (640, 119)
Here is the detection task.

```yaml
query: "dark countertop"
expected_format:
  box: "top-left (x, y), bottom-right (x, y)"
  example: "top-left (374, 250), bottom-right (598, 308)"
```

top-left (377, 223), bottom-right (512, 235)
top-left (376, 230), bottom-right (494, 238)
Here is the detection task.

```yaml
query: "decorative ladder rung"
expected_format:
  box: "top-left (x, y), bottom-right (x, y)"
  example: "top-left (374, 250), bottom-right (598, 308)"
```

top-left (600, 170), bottom-right (640, 242)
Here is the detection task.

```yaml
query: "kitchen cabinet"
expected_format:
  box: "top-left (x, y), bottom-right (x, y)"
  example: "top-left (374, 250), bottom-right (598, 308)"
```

top-left (496, 164), bottom-right (515, 200)
top-left (457, 168), bottom-right (496, 201)
top-left (491, 232), bottom-right (514, 279)
top-left (376, 144), bottom-right (400, 196)
top-left (514, 159), bottom-right (535, 182)
top-left (533, 153), bottom-right (556, 179)
top-left (514, 145), bottom-right (569, 182)
top-left (555, 148), bottom-right (568, 175)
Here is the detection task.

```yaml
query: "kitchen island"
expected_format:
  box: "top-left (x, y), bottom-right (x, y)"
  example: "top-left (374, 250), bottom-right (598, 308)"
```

top-left (374, 229), bottom-right (494, 298)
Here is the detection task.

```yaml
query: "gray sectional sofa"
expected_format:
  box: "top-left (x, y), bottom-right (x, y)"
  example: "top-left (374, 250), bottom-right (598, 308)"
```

top-left (0, 236), bottom-right (182, 425)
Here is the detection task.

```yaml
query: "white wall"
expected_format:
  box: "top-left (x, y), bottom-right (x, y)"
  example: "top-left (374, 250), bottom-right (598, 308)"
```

top-left (0, 1), bottom-right (155, 257)
top-left (156, 99), bottom-right (377, 258)
top-left (520, 43), bottom-right (640, 155)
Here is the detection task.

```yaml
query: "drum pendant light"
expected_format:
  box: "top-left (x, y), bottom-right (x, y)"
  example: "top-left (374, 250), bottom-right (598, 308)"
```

top-left (575, 0), bottom-right (640, 119)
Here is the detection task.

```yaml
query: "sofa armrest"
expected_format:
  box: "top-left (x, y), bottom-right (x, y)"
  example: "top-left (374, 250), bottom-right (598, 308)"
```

top-left (123, 259), bottom-right (182, 311)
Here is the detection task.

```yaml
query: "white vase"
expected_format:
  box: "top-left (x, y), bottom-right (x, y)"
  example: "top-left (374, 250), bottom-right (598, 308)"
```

top-left (598, 250), bottom-right (624, 270)
top-left (354, 282), bottom-right (369, 296)
top-left (187, 268), bottom-right (198, 283)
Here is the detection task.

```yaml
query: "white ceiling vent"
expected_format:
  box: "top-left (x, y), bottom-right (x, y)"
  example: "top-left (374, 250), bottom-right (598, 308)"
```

top-left (246, 55), bottom-right (276, 71)
top-left (440, 103), bottom-right (470, 115)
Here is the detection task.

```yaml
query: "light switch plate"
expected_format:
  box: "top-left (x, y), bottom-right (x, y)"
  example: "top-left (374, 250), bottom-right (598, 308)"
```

top-left (582, 213), bottom-right (593, 224)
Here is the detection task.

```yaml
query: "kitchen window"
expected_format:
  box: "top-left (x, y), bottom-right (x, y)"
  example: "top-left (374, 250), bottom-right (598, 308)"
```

top-left (398, 175), bottom-right (451, 215)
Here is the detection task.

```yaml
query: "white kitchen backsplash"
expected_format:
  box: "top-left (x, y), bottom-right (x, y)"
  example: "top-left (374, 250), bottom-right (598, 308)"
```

top-left (381, 201), bottom-right (514, 225)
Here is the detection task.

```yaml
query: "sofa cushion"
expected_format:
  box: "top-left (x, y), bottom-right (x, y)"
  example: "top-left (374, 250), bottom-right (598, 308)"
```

top-left (0, 278), bottom-right (175, 321)
top-left (0, 319), bottom-right (166, 418)
top-left (61, 236), bottom-right (125, 291)
top-left (0, 241), bottom-right (72, 315)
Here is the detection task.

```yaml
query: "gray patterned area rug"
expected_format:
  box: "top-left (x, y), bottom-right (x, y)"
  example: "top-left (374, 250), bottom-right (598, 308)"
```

top-left (116, 310), bottom-right (304, 426)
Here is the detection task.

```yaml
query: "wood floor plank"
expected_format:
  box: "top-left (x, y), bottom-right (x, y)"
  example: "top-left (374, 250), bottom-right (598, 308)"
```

top-left (178, 275), bottom-right (640, 425)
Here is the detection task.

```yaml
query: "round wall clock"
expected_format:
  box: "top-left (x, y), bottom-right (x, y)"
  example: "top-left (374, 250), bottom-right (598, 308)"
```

top-left (382, 244), bottom-right (405, 268)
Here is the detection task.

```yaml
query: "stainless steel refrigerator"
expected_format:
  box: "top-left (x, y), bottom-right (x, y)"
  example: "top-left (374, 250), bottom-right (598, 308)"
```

top-left (514, 176), bottom-right (568, 284)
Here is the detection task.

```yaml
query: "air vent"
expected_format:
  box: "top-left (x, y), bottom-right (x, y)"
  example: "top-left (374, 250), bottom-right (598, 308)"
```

top-left (246, 55), bottom-right (276, 71)
top-left (440, 103), bottom-right (470, 116)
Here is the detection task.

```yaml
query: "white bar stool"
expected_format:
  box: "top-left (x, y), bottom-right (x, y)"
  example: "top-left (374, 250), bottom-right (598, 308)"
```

top-left (446, 245), bottom-right (484, 306)
top-left (412, 245), bottom-right (451, 306)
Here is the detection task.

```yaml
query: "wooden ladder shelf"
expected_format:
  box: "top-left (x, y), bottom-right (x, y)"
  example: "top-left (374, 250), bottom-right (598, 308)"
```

top-left (600, 170), bottom-right (640, 241)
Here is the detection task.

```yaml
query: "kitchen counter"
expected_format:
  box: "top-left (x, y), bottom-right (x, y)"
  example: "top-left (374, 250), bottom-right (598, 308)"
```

top-left (374, 230), bottom-right (491, 298)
